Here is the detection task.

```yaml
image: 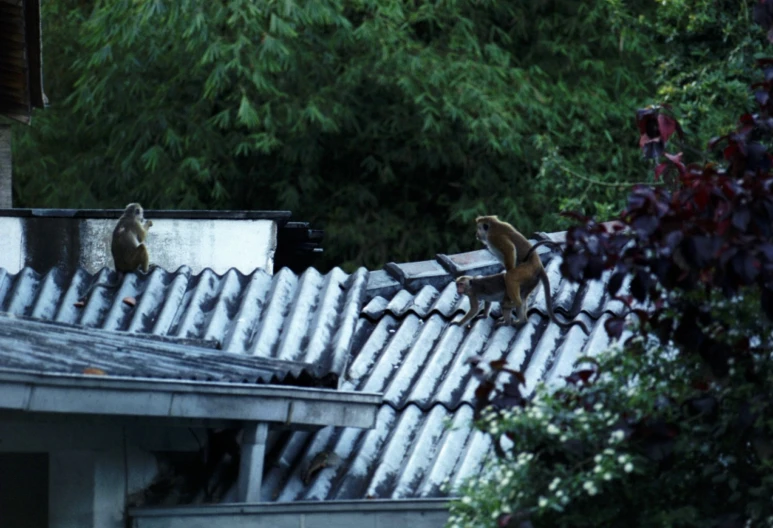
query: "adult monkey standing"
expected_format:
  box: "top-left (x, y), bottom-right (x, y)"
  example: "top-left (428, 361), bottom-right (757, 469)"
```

top-left (475, 215), bottom-right (589, 334)
top-left (78, 203), bottom-right (154, 302)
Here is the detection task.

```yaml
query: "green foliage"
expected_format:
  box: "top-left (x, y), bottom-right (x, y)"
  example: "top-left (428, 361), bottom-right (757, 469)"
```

top-left (645, 0), bottom-right (767, 152)
top-left (13, 0), bottom-right (660, 271)
top-left (448, 294), bottom-right (773, 527)
top-left (12, 0), bottom-right (765, 271)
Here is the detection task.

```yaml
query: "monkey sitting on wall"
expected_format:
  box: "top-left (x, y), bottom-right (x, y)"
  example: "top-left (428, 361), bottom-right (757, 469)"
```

top-left (78, 203), bottom-right (154, 302)
top-left (474, 215), bottom-right (590, 334)
top-left (453, 274), bottom-right (517, 328)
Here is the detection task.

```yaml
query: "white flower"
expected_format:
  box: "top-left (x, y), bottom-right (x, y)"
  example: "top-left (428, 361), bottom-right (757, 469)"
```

top-left (609, 430), bottom-right (625, 443)
top-left (547, 424), bottom-right (560, 435)
top-left (462, 496), bottom-right (472, 505)
top-left (548, 477), bottom-right (561, 491)
top-left (603, 472), bottom-right (612, 481)
top-left (618, 455), bottom-right (628, 464)
top-left (593, 402), bottom-right (604, 411)
top-left (593, 465), bottom-right (602, 474)
top-left (559, 434), bottom-right (568, 442)
top-left (594, 454), bottom-right (602, 463)
top-left (583, 481), bottom-right (597, 496)
top-left (624, 462), bottom-right (634, 473)
top-left (538, 496), bottom-right (548, 508)
top-left (603, 448), bottom-right (614, 455)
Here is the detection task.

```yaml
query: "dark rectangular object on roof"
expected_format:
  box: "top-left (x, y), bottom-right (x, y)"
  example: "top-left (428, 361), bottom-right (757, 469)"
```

top-left (0, 0), bottom-right (44, 123)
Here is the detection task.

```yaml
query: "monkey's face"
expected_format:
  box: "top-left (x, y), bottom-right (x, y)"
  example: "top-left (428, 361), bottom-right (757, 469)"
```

top-left (476, 221), bottom-right (489, 244)
top-left (455, 277), bottom-right (471, 295)
top-left (125, 202), bottom-right (144, 220)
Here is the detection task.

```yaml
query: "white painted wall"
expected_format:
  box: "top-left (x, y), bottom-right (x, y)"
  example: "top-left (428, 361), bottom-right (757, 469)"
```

top-left (79, 218), bottom-right (276, 275)
top-left (0, 215), bottom-right (277, 276)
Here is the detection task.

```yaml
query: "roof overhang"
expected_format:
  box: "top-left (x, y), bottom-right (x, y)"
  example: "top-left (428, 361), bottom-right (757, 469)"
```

top-left (0, 368), bottom-right (381, 428)
top-left (130, 499), bottom-right (450, 528)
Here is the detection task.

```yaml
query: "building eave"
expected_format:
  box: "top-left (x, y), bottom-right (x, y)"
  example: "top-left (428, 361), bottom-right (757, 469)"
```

top-left (0, 368), bottom-right (381, 428)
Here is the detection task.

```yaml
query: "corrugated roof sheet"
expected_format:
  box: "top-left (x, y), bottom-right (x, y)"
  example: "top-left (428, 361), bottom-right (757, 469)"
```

top-left (250, 241), bottom-right (633, 502)
top-left (261, 405), bottom-right (492, 501)
top-left (0, 265), bottom-right (368, 384)
top-left (0, 314), bottom-right (332, 386)
top-left (0, 234), bottom-right (632, 502)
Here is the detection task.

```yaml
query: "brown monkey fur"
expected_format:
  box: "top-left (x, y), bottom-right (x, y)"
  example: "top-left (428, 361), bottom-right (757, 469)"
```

top-left (453, 274), bottom-right (517, 328)
top-left (112, 202), bottom-right (153, 273)
top-left (475, 215), bottom-right (589, 334)
top-left (79, 203), bottom-right (153, 302)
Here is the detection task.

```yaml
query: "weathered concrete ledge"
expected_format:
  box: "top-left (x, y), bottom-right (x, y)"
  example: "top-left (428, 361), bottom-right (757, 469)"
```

top-left (0, 369), bottom-right (382, 429)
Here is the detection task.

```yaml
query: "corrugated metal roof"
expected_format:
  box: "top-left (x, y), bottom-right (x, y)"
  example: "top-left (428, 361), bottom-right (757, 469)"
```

top-left (0, 265), bottom-right (368, 383)
top-left (0, 233), bottom-right (631, 503)
top-left (0, 314), bottom-right (332, 387)
top-left (261, 404), bottom-right (492, 501)
top-left (250, 240), bottom-right (632, 502)
top-left (0, 0), bottom-right (44, 123)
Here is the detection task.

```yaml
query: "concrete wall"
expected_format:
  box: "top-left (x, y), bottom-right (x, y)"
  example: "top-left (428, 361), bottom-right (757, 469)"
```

top-left (0, 413), bottom-right (204, 528)
top-left (0, 210), bottom-right (281, 275)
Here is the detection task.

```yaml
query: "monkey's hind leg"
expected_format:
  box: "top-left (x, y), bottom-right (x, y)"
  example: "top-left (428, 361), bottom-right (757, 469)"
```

top-left (132, 244), bottom-right (150, 273)
top-left (505, 267), bottom-right (534, 327)
top-left (493, 300), bottom-right (517, 328)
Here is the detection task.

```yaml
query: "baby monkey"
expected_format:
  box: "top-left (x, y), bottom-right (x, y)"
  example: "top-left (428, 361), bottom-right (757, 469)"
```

top-left (453, 273), bottom-right (517, 328)
top-left (78, 203), bottom-right (153, 302)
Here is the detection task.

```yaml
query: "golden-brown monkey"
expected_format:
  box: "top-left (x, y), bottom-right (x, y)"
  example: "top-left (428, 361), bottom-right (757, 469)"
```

top-left (453, 274), bottom-right (517, 328)
top-left (112, 202), bottom-right (153, 273)
top-left (475, 215), bottom-right (589, 334)
top-left (78, 203), bottom-right (153, 302)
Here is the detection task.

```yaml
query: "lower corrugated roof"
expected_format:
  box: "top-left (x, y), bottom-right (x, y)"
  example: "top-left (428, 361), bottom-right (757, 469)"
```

top-left (0, 265), bottom-right (368, 386)
top-left (0, 314), bottom-right (331, 387)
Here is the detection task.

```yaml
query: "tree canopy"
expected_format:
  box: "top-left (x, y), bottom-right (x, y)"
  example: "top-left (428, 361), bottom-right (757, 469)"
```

top-left (11, 0), bottom-right (763, 271)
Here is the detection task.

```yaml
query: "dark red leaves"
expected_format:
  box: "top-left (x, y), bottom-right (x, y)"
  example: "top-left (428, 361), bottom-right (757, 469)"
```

top-left (636, 105), bottom-right (684, 159)
top-left (604, 316), bottom-right (626, 339)
top-left (655, 152), bottom-right (686, 181)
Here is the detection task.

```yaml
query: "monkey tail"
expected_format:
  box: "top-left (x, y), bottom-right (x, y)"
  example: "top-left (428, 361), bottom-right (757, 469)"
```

top-left (539, 270), bottom-right (590, 335)
top-left (523, 240), bottom-right (564, 263)
top-left (77, 273), bottom-right (123, 303)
